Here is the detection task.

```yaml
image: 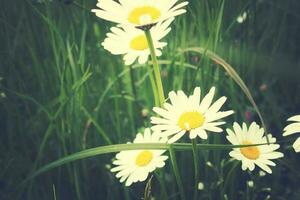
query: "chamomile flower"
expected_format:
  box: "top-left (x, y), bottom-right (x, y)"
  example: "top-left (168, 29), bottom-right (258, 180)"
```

top-left (226, 122), bottom-right (284, 174)
top-left (110, 128), bottom-right (168, 186)
top-left (92, 0), bottom-right (188, 27)
top-left (151, 87), bottom-right (234, 143)
top-left (102, 18), bottom-right (173, 65)
top-left (283, 115), bottom-right (300, 152)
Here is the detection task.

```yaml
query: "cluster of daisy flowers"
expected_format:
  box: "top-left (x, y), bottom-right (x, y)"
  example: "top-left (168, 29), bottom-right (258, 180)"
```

top-left (92, 0), bottom-right (188, 65)
top-left (91, 0), bottom-right (296, 188)
top-left (109, 86), bottom-right (286, 185)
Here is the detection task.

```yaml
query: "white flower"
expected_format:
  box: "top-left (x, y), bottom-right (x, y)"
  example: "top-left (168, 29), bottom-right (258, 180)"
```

top-left (247, 180), bottom-right (254, 188)
top-left (259, 170), bottom-right (266, 177)
top-left (92, 0), bottom-right (188, 27)
top-left (110, 128), bottom-right (168, 186)
top-left (102, 18), bottom-right (173, 65)
top-left (226, 122), bottom-right (284, 174)
top-left (237, 12), bottom-right (247, 23)
top-left (206, 161), bottom-right (213, 167)
top-left (151, 87), bottom-right (234, 143)
top-left (283, 115), bottom-right (300, 152)
top-left (197, 182), bottom-right (204, 190)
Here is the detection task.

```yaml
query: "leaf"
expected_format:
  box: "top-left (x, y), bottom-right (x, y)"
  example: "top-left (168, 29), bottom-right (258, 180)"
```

top-left (26, 142), bottom-right (268, 182)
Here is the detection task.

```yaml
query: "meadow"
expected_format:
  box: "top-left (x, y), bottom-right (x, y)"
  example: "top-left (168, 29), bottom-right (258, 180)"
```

top-left (0, 0), bottom-right (300, 199)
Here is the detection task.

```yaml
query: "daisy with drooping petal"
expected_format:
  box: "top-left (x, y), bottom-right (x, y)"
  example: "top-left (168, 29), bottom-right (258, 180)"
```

top-left (102, 18), bottom-right (173, 65)
top-left (110, 128), bottom-right (168, 186)
top-left (151, 87), bottom-right (234, 143)
top-left (92, 0), bottom-right (188, 27)
top-left (226, 122), bottom-right (284, 174)
top-left (283, 115), bottom-right (300, 152)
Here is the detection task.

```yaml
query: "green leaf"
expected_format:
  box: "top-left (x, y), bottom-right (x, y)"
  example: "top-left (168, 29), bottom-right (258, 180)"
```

top-left (26, 142), bottom-right (268, 182)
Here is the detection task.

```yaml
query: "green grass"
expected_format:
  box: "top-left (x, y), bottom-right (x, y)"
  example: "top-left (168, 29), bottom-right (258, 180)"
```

top-left (1, 0), bottom-right (300, 199)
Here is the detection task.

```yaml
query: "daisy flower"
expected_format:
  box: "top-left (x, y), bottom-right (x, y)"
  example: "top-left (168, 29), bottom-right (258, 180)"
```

top-left (110, 128), bottom-right (168, 186)
top-left (151, 87), bottom-right (234, 143)
top-left (102, 18), bottom-right (173, 65)
top-left (92, 0), bottom-right (188, 27)
top-left (283, 115), bottom-right (300, 152)
top-left (226, 122), bottom-right (284, 174)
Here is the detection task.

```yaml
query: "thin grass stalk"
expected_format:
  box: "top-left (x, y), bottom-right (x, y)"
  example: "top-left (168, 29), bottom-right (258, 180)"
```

top-left (129, 65), bottom-right (138, 111)
top-left (146, 64), bottom-right (160, 106)
top-left (81, 106), bottom-right (112, 144)
top-left (222, 161), bottom-right (239, 197)
top-left (154, 171), bottom-right (168, 199)
top-left (169, 145), bottom-right (186, 200)
top-left (124, 188), bottom-right (130, 200)
top-left (52, 184), bottom-right (57, 200)
top-left (192, 139), bottom-right (199, 200)
top-left (144, 29), bottom-right (165, 106)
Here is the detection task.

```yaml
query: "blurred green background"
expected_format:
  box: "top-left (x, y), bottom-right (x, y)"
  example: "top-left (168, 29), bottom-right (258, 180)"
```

top-left (1, 0), bottom-right (300, 199)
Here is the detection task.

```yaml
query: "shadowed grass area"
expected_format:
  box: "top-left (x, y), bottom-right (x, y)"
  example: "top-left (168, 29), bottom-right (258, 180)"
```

top-left (0, 0), bottom-right (300, 199)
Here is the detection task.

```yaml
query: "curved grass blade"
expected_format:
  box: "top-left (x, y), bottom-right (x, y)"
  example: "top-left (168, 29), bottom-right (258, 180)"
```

top-left (26, 142), bottom-right (269, 182)
top-left (178, 47), bottom-right (269, 143)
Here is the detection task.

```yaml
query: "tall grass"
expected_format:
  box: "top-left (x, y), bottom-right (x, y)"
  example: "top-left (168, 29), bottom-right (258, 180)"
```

top-left (0, 0), bottom-right (300, 199)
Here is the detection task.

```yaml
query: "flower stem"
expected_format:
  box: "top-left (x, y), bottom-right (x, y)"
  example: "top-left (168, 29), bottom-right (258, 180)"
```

top-left (144, 29), bottom-right (165, 106)
top-left (169, 145), bottom-right (186, 200)
top-left (192, 139), bottom-right (199, 200)
top-left (154, 171), bottom-right (168, 199)
top-left (222, 161), bottom-right (239, 196)
top-left (146, 63), bottom-right (160, 106)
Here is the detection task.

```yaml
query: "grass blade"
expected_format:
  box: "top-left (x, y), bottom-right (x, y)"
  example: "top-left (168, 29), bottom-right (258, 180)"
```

top-left (179, 47), bottom-right (269, 142)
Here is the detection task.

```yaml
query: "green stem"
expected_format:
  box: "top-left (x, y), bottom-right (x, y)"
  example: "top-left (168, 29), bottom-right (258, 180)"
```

top-left (192, 139), bottom-right (199, 200)
top-left (169, 145), bottom-right (186, 200)
top-left (146, 63), bottom-right (160, 106)
top-left (222, 161), bottom-right (239, 197)
top-left (144, 29), bottom-right (165, 106)
top-left (155, 171), bottom-right (168, 199)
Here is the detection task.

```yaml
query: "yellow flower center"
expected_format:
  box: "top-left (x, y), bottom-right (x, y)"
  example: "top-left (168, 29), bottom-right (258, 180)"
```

top-left (128, 6), bottom-right (161, 25)
top-left (130, 35), bottom-right (148, 50)
top-left (178, 111), bottom-right (205, 131)
top-left (135, 150), bottom-right (153, 167)
top-left (240, 141), bottom-right (260, 160)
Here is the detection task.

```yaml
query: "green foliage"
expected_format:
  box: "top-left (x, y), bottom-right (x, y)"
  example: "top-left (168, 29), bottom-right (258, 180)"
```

top-left (0, 0), bottom-right (300, 199)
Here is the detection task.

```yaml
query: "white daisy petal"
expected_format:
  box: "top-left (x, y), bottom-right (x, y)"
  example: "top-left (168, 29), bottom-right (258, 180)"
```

top-left (203, 124), bottom-right (223, 133)
top-left (261, 152), bottom-right (284, 159)
top-left (287, 115), bottom-right (300, 122)
top-left (189, 129), bottom-right (198, 139)
top-left (199, 87), bottom-right (215, 112)
top-left (124, 53), bottom-right (138, 65)
top-left (248, 162), bottom-right (255, 171)
top-left (206, 110), bottom-right (234, 122)
top-left (292, 137), bottom-right (300, 152)
top-left (229, 150), bottom-right (244, 160)
top-left (197, 129), bottom-right (208, 139)
top-left (226, 129), bottom-right (239, 145)
top-left (255, 161), bottom-right (272, 174)
top-left (206, 96), bottom-right (227, 114)
top-left (168, 130), bottom-right (186, 143)
top-left (283, 122), bottom-right (300, 136)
